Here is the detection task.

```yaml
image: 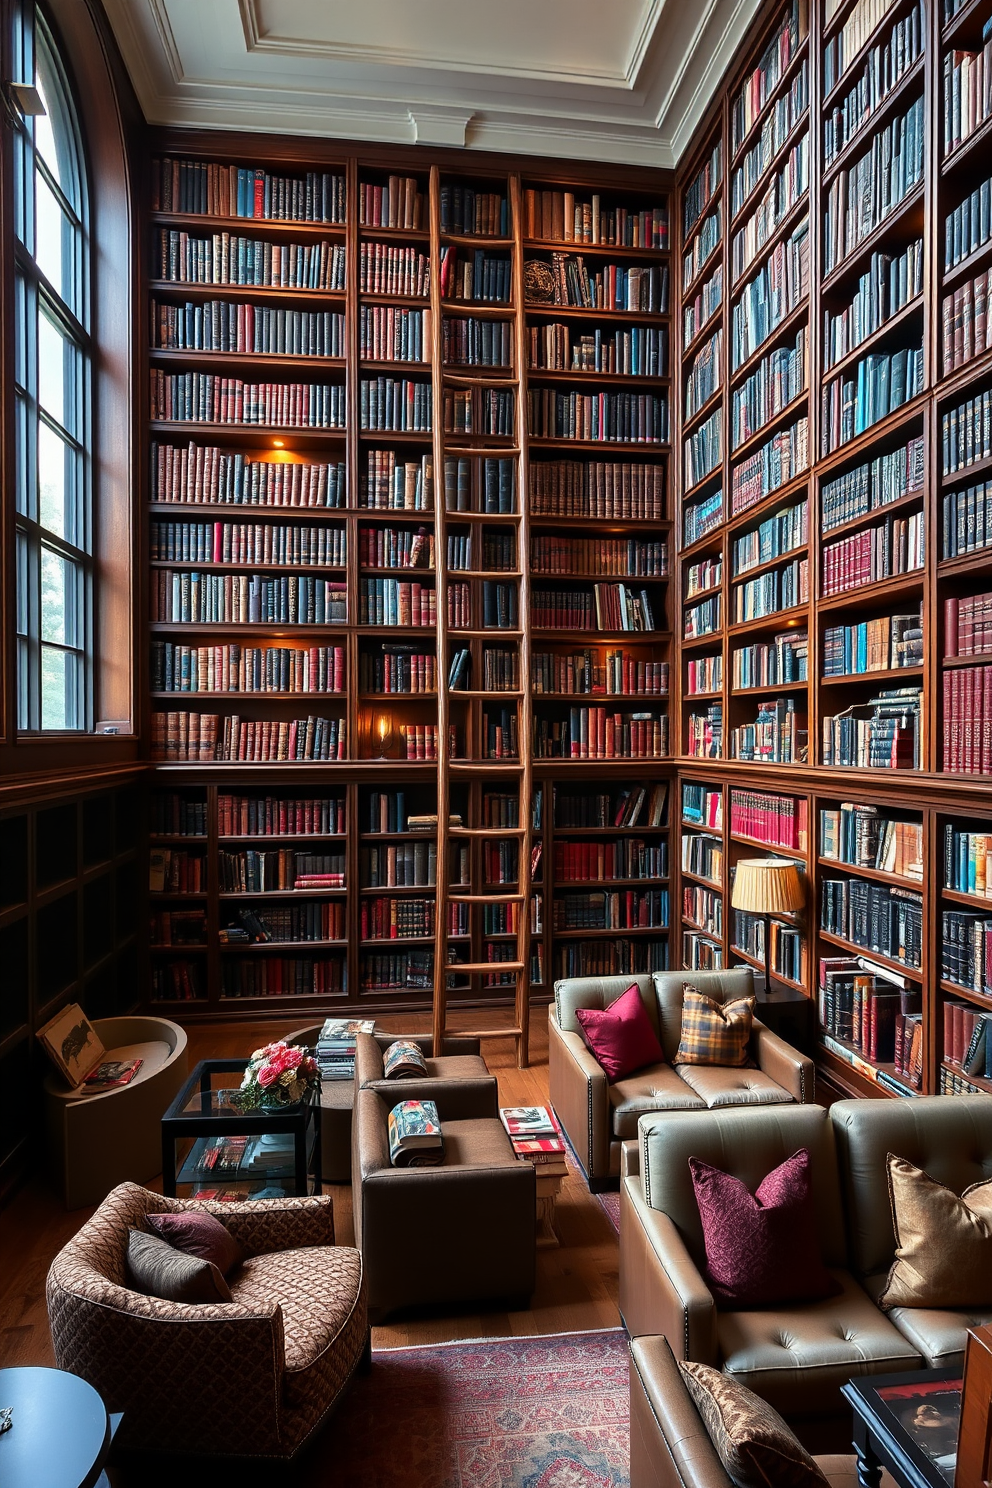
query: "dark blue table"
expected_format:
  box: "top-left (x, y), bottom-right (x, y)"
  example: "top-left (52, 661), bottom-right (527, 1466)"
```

top-left (0, 1367), bottom-right (121, 1488)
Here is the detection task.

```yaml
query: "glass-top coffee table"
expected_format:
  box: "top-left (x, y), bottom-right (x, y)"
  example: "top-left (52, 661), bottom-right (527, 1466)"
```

top-left (161, 1058), bottom-right (321, 1199)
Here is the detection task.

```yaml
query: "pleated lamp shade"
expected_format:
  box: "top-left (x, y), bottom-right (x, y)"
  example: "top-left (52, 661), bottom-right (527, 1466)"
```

top-left (731, 858), bottom-right (805, 914)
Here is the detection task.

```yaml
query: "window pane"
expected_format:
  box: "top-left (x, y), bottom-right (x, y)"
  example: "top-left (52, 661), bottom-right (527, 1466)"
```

top-left (40, 544), bottom-right (73, 644)
top-left (38, 420), bottom-right (73, 540)
top-left (41, 644), bottom-right (71, 729)
top-left (16, 530), bottom-right (30, 636)
top-left (38, 311), bottom-right (67, 430)
top-left (35, 171), bottom-right (66, 299)
top-left (33, 74), bottom-right (60, 186)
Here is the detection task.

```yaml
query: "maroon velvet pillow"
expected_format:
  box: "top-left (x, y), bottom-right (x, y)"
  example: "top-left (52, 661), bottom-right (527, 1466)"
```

top-left (575, 983), bottom-right (666, 1083)
top-left (147, 1210), bottom-right (243, 1276)
top-left (689, 1148), bottom-right (841, 1307)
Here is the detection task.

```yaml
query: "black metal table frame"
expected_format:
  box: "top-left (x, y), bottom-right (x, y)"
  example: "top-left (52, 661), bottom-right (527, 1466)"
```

top-left (161, 1057), bottom-right (322, 1198)
top-left (842, 1368), bottom-right (963, 1488)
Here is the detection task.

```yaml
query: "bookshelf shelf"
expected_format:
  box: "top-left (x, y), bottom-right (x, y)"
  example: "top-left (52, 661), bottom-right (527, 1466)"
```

top-left (820, 185), bottom-right (925, 296)
top-left (941, 115), bottom-right (992, 179)
top-left (819, 665), bottom-right (924, 686)
top-left (817, 856), bottom-right (924, 890)
top-left (150, 211), bottom-right (346, 241)
top-left (729, 301), bottom-right (810, 389)
top-left (940, 979), bottom-right (992, 1014)
top-left (821, 57), bottom-right (925, 185)
top-left (820, 299), bottom-right (925, 382)
top-left (940, 885), bottom-right (992, 910)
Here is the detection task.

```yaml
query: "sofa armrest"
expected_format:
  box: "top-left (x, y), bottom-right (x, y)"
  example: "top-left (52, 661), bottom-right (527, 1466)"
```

top-left (177, 1193), bottom-right (335, 1255)
top-left (619, 1175), bottom-right (718, 1363)
top-left (549, 1014), bottom-right (609, 1181)
top-left (630, 1335), bottom-right (734, 1488)
top-left (621, 1139), bottom-right (640, 1179)
top-left (363, 1078), bottom-right (498, 1120)
top-left (751, 1017), bottom-right (814, 1103)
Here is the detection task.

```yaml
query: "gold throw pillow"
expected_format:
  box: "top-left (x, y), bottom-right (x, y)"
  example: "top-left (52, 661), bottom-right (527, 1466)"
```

top-left (676, 988), bottom-right (755, 1067)
top-left (879, 1153), bottom-right (992, 1310)
top-left (679, 1360), bottom-right (829, 1488)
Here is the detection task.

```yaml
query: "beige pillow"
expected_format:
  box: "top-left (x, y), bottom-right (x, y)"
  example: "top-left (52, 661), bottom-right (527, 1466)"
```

top-left (679, 1359), bottom-right (828, 1488)
top-left (676, 988), bottom-right (755, 1067)
top-left (879, 1153), bottom-right (992, 1310)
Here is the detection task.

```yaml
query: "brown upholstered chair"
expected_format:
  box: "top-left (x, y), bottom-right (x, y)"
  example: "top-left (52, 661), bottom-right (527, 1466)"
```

top-left (549, 968), bottom-right (813, 1189)
top-left (46, 1182), bottom-right (368, 1460)
top-left (630, 1334), bottom-right (899, 1488)
top-left (831, 1095), bottom-right (992, 1369)
top-left (619, 1104), bottom-right (921, 1431)
top-left (352, 1083), bottom-right (535, 1322)
top-left (354, 1031), bottom-right (497, 1113)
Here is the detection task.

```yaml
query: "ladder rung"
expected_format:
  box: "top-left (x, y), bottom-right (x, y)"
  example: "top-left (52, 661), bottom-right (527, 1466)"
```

top-left (446, 961), bottom-right (525, 974)
top-left (447, 893), bottom-right (526, 903)
top-left (449, 827), bottom-right (526, 836)
top-left (465, 1027), bottom-right (524, 1040)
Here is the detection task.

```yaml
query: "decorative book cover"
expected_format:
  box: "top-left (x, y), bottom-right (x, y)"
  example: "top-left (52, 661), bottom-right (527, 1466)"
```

top-left (500, 1105), bottom-right (561, 1138)
top-left (83, 1059), bottom-right (143, 1090)
top-left (382, 1039), bottom-right (428, 1080)
top-left (388, 1099), bottom-right (444, 1167)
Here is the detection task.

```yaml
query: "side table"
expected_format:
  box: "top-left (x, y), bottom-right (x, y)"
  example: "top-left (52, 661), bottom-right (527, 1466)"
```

top-left (0, 1366), bottom-right (121, 1488)
top-left (842, 1368), bottom-right (963, 1488)
top-left (534, 1159), bottom-right (569, 1247)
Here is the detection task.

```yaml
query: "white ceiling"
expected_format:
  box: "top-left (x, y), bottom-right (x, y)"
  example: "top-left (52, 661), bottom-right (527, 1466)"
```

top-left (102, 0), bottom-right (760, 169)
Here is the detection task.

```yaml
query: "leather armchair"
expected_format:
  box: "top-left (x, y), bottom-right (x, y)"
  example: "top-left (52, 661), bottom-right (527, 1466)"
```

top-left (620, 1105), bottom-right (921, 1426)
top-left (352, 1084), bottom-right (535, 1322)
top-left (46, 1182), bottom-right (367, 1459)
top-left (549, 968), bottom-right (814, 1188)
top-left (831, 1095), bottom-right (992, 1369)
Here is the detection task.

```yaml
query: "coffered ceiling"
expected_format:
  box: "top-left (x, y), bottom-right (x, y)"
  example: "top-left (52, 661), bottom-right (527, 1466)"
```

top-left (102, 0), bottom-right (760, 169)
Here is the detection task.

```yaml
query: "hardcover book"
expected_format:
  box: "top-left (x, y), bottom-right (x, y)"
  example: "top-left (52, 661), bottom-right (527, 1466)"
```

top-left (388, 1099), bottom-right (444, 1167)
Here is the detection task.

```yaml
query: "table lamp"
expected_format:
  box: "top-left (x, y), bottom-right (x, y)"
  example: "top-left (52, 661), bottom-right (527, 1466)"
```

top-left (731, 857), bottom-right (805, 993)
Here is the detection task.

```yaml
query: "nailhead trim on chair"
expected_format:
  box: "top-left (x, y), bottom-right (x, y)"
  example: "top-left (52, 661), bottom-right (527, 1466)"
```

top-left (587, 1071), bottom-right (596, 1179)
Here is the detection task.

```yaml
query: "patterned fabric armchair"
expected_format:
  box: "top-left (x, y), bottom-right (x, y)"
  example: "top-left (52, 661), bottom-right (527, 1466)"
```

top-left (46, 1182), bottom-right (368, 1460)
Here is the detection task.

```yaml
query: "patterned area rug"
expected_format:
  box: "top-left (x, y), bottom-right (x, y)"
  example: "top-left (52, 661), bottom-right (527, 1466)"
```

top-left (597, 1191), bottom-right (621, 1235)
top-left (322, 1328), bottom-right (630, 1487)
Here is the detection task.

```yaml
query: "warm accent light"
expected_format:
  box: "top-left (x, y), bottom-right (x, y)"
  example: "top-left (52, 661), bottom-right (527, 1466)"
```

top-left (272, 438), bottom-right (285, 448)
top-left (731, 857), bottom-right (805, 991)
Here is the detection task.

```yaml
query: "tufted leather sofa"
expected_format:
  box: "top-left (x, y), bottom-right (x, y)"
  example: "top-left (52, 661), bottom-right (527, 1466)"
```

top-left (549, 968), bottom-right (814, 1189)
top-left (619, 1104), bottom-right (921, 1431)
top-left (47, 1182), bottom-right (368, 1459)
top-left (831, 1096), bottom-right (992, 1369)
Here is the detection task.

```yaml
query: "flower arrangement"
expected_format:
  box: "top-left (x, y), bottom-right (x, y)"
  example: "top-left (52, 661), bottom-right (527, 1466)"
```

top-left (237, 1041), bottom-right (319, 1111)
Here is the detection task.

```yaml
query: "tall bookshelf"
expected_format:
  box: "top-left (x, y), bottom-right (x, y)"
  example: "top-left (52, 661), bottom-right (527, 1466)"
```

top-left (142, 140), bottom-right (673, 1060)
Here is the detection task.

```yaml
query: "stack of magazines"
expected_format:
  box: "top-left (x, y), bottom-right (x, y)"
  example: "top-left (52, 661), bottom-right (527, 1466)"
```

top-left (499, 1105), bottom-right (566, 1165)
top-left (316, 1017), bottom-right (375, 1079)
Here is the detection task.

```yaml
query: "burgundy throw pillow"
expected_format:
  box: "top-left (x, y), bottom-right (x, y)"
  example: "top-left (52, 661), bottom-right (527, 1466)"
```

top-left (575, 983), bottom-right (665, 1083)
top-left (689, 1148), bottom-right (840, 1307)
top-left (147, 1210), bottom-right (243, 1276)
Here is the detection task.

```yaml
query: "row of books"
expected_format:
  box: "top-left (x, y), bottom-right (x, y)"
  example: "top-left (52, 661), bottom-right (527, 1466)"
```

top-left (731, 221), bottom-right (809, 372)
top-left (537, 253), bottom-right (668, 313)
top-left (361, 841), bottom-right (438, 888)
top-left (683, 486), bottom-right (723, 546)
top-left (940, 1066), bottom-right (987, 1095)
top-left (943, 478), bottom-right (992, 560)
top-left (685, 556), bottom-right (721, 597)
top-left (823, 1), bottom-right (925, 164)
top-left (819, 958), bottom-right (921, 1075)
top-left (152, 572), bottom-right (347, 626)
top-left (554, 838), bottom-right (668, 882)
top-left (529, 323), bottom-right (667, 378)
top-left (730, 330), bottom-right (806, 451)
top-left (151, 643), bottom-right (345, 696)
top-left (824, 0), bottom-right (912, 91)
top-left (820, 345), bottom-right (925, 453)
top-left (361, 241), bottom-right (430, 298)
top-left (439, 186), bottom-right (507, 237)
top-left (732, 60), bottom-right (809, 219)
top-left (150, 711), bottom-right (347, 762)
top-left (686, 654), bottom-right (722, 695)
top-left (823, 241), bottom-right (923, 372)
top-left (150, 519), bottom-right (346, 569)
top-left (683, 211), bottom-right (721, 293)
top-left (730, 416), bottom-right (809, 516)
top-left (941, 909), bottom-right (992, 994)
top-left (731, 556), bottom-right (808, 623)
top-left (153, 300), bottom-right (345, 358)
top-left (820, 510), bottom-right (924, 595)
top-left (683, 144), bottom-right (721, 236)
top-left (554, 890), bottom-right (668, 931)
top-left (151, 962), bottom-right (204, 1001)
top-left (682, 934), bottom-right (722, 971)
top-left (822, 97), bottom-right (925, 273)
top-left (522, 191), bottom-right (668, 249)
top-left (359, 649), bottom-right (435, 696)
top-left (732, 914), bottom-right (803, 983)
top-left (730, 0), bottom-right (807, 153)
top-left (683, 265), bottom-right (723, 349)
top-left (359, 177), bottom-right (425, 230)
top-left (358, 526), bottom-right (432, 571)
top-left (684, 595), bottom-right (720, 639)
top-left (151, 159), bottom-right (346, 223)
top-left (945, 826), bottom-right (992, 898)
top-left (944, 592), bottom-right (992, 657)
top-left (151, 908), bottom-right (205, 945)
top-left (820, 805), bottom-right (924, 880)
top-left (483, 839), bottom-right (520, 885)
top-left (942, 665), bottom-right (992, 774)
top-left (942, 269), bottom-right (992, 374)
top-left (944, 170), bottom-right (992, 269)
top-left (360, 951), bottom-right (434, 991)
top-left (730, 136), bottom-right (809, 284)
top-left (554, 783), bottom-right (668, 829)
top-left (358, 579), bottom-right (436, 628)
top-left (217, 794), bottom-right (345, 837)
top-left (483, 706), bottom-right (519, 759)
top-left (365, 791), bottom-right (415, 835)
top-left (686, 703), bottom-right (723, 759)
top-left (444, 317), bottom-right (514, 369)
top-left (359, 897), bottom-right (441, 941)
top-left (821, 877), bottom-right (923, 967)
top-left (532, 710), bottom-right (669, 760)
top-left (361, 377), bottom-right (433, 433)
top-left (683, 885), bottom-right (722, 937)
top-left (527, 389), bottom-right (668, 443)
top-left (440, 248), bottom-right (510, 305)
top-left (152, 445), bottom-right (347, 508)
top-left (445, 386), bottom-right (514, 437)
top-left (821, 435), bottom-right (925, 532)
top-left (558, 940), bottom-right (669, 978)
top-left (149, 848), bottom-right (206, 894)
top-left (400, 724), bottom-right (446, 761)
top-left (360, 452), bottom-right (432, 512)
top-left (732, 499), bottom-right (806, 574)
top-left (531, 536), bottom-right (666, 578)
top-left (150, 794), bottom-right (207, 837)
top-left (443, 455), bottom-right (516, 513)
top-left (944, 1000), bottom-right (992, 1080)
top-left (150, 372), bottom-right (346, 428)
top-left (155, 229), bottom-right (346, 292)
top-left (684, 411), bottom-right (722, 490)
top-left (730, 787), bottom-right (807, 849)
top-left (942, 37), bottom-right (992, 156)
top-left (729, 696), bottom-right (807, 764)
top-left (681, 831), bottom-right (722, 883)
top-left (221, 958), bottom-right (345, 999)
top-left (531, 651), bottom-right (669, 697)
top-left (217, 849), bottom-right (345, 892)
top-left (359, 306), bottom-right (432, 364)
top-left (821, 688), bottom-right (922, 769)
top-left (822, 612), bottom-right (923, 676)
top-left (732, 631), bottom-right (808, 688)
top-left (528, 458), bottom-right (664, 519)
top-left (222, 902), bottom-right (345, 944)
top-left (682, 783), bottom-right (723, 830)
top-left (684, 329), bottom-right (722, 421)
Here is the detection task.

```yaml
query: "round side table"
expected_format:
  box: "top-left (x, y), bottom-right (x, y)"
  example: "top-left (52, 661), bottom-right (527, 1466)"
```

top-left (0, 1365), bottom-right (120, 1488)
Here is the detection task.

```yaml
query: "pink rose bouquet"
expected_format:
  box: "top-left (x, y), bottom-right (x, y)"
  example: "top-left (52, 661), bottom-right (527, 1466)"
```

top-left (237, 1040), bottom-right (320, 1110)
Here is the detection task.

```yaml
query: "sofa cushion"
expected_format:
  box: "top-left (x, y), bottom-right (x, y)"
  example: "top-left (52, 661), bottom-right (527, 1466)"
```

top-left (146, 1210), bottom-right (243, 1275)
top-left (677, 992), bottom-right (755, 1068)
top-left (440, 1117), bottom-right (521, 1169)
top-left (609, 1065), bottom-right (704, 1136)
top-left (862, 1269), bottom-right (992, 1369)
top-left (718, 1268), bottom-right (923, 1417)
top-left (679, 1359), bottom-right (829, 1488)
top-left (880, 1155), bottom-right (992, 1310)
top-left (125, 1227), bottom-right (232, 1304)
top-left (229, 1244), bottom-right (365, 1409)
top-left (677, 1064), bottom-right (794, 1109)
top-left (690, 1148), bottom-right (839, 1307)
top-left (576, 983), bottom-right (667, 1082)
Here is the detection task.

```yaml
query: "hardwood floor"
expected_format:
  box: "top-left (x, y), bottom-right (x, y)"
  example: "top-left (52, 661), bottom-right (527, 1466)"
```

top-left (0, 1004), bottom-right (621, 1371)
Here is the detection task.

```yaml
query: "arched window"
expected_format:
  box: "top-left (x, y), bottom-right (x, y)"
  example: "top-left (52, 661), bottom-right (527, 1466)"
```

top-left (13, 4), bottom-right (91, 731)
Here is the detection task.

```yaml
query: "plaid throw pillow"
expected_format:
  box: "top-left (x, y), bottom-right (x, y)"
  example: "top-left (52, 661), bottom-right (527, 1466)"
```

top-left (676, 987), bottom-right (755, 1067)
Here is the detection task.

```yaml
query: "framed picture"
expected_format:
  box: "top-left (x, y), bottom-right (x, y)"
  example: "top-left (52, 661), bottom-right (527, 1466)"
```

top-left (36, 1003), bottom-right (104, 1087)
